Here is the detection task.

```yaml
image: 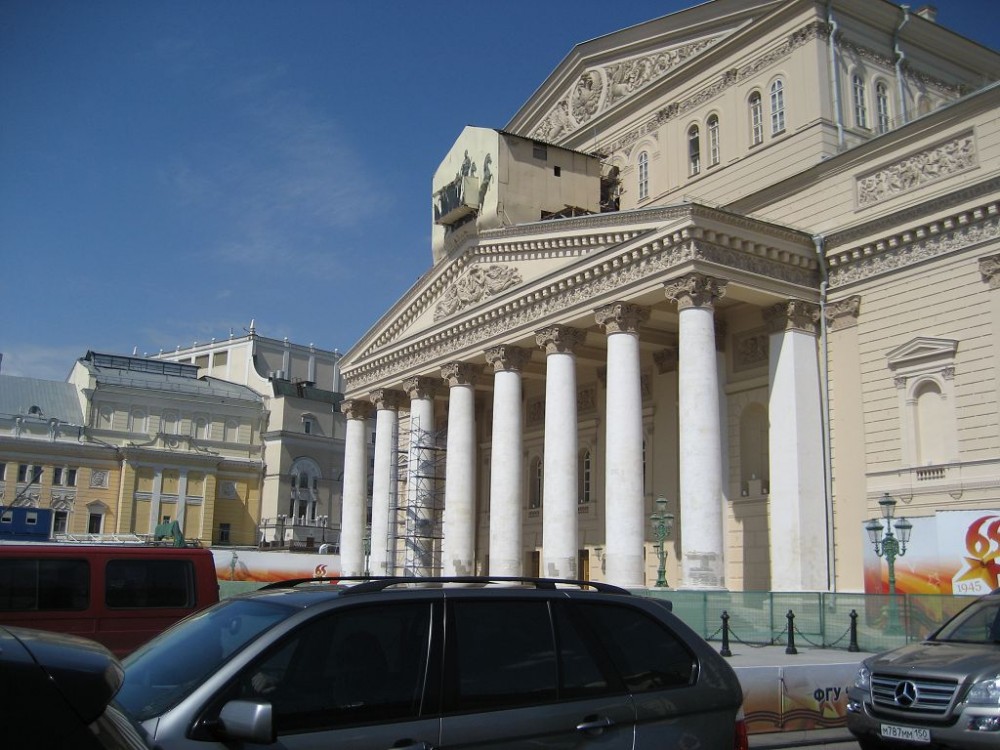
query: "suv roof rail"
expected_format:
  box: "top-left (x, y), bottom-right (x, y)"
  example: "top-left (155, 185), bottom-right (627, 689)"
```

top-left (257, 575), bottom-right (631, 595)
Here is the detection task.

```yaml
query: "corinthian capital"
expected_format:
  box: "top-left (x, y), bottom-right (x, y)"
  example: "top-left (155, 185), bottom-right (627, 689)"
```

top-left (403, 376), bottom-right (440, 401)
top-left (663, 273), bottom-right (727, 310)
top-left (370, 388), bottom-right (406, 411)
top-left (441, 361), bottom-right (479, 387)
top-left (763, 300), bottom-right (820, 335)
top-left (535, 325), bottom-right (586, 355)
top-left (980, 254), bottom-right (1000, 289)
top-left (825, 296), bottom-right (861, 331)
top-left (484, 345), bottom-right (531, 373)
top-left (595, 302), bottom-right (649, 335)
top-left (340, 399), bottom-right (373, 421)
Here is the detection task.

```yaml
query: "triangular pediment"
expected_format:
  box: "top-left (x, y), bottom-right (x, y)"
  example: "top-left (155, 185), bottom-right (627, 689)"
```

top-left (508, 0), bottom-right (783, 144)
top-left (886, 337), bottom-right (958, 370)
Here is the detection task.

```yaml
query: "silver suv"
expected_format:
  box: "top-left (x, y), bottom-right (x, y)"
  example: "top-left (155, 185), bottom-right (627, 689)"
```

top-left (115, 577), bottom-right (748, 749)
top-left (847, 588), bottom-right (1000, 749)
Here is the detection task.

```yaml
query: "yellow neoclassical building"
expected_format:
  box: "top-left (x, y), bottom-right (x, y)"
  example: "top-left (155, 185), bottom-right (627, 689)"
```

top-left (337, 0), bottom-right (1000, 594)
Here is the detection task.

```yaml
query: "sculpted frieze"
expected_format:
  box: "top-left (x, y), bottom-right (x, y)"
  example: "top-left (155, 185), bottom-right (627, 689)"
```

top-left (434, 264), bottom-right (522, 321)
top-left (531, 38), bottom-right (719, 142)
top-left (857, 132), bottom-right (977, 209)
top-left (829, 214), bottom-right (1000, 287)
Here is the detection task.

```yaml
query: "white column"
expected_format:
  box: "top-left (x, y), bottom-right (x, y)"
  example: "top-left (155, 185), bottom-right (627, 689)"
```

top-left (485, 345), bottom-right (531, 576)
top-left (596, 302), bottom-right (649, 587)
top-left (370, 388), bottom-right (405, 576)
top-left (339, 399), bottom-right (372, 576)
top-left (441, 362), bottom-right (478, 576)
top-left (150, 468), bottom-right (163, 534)
top-left (765, 300), bottom-right (828, 591)
top-left (536, 325), bottom-right (584, 580)
top-left (404, 376), bottom-right (439, 577)
top-left (177, 470), bottom-right (188, 530)
top-left (665, 273), bottom-right (727, 589)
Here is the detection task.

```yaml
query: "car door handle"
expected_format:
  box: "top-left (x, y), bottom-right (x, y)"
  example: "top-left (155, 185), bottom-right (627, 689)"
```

top-left (576, 714), bottom-right (615, 733)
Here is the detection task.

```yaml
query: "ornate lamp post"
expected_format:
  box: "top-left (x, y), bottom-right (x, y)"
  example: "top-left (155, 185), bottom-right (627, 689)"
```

top-left (650, 495), bottom-right (675, 588)
top-left (865, 493), bottom-right (913, 634)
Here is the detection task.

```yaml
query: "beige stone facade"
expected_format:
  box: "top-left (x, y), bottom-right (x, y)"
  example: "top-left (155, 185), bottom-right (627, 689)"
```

top-left (339, 0), bottom-right (1000, 591)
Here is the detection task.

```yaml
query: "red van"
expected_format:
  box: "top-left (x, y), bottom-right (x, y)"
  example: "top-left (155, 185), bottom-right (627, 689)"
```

top-left (0, 544), bottom-right (219, 656)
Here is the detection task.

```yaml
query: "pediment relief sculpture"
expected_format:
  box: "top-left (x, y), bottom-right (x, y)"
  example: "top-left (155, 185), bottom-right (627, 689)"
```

top-left (434, 264), bottom-right (522, 321)
top-left (531, 37), bottom-right (720, 142)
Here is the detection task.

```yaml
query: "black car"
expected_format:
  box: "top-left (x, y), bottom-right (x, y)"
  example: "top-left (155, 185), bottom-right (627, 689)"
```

top-left (115, 576), bottom-right (749, 749)
top-left (0, 625), bottom-right (149, 749)
top-left (847, 587), bottom-right (1000, 749)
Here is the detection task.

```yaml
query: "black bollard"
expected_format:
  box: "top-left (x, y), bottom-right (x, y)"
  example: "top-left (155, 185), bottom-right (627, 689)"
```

top-left (785, 609), bottom-right (798, 655)
top-left (720, 610), bottom-right (732, 657)
top-left (849, 609), bottom-right (860, 652)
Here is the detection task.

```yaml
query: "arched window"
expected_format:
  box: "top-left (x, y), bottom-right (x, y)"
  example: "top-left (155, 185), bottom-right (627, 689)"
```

top-left (749, 92), bottom-right (763, 145)
top-left (688, 125), bottom-right (700, 176)
top-left (914, 381), bottom-right (947, 465)
top-left (129, 408), bottom-right (148, 434)
top-left (875, 81), bottom-right (890, 134)
top-left (852, 73), bottom-right (868, 128)
top-left (578, 450), bottom-right (592, 504)
top-left (637, 151), bottom-right (649, 200)
top-left (290, 457), bottom-right (323, 522)
top-left (708, 115), bottom-right (720, 166)
top-left (770, 79), bottom-right (785, 134)
top-left (739, 403), bottom-right (769, 495)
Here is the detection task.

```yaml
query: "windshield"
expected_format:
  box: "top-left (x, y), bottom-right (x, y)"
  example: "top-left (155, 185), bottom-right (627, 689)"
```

top-left (116, 598), bottom-right (293, 720)
top-left (932, 599), bottom-right (1000, 644)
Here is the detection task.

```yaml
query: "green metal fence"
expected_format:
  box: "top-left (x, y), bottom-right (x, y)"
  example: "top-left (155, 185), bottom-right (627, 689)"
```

top-left (638, 589), bottom-right (973, 653)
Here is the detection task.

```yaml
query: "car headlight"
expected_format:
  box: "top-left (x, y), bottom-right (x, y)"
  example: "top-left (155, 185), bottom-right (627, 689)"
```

top-left (967, 675), bottom-right (1000, 707)
top-left (854, 664), bottom-right (871, 690)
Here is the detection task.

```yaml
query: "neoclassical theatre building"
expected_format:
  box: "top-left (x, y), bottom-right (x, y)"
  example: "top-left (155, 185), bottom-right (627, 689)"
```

top-left (337, 0), bottom-right (1000, 593)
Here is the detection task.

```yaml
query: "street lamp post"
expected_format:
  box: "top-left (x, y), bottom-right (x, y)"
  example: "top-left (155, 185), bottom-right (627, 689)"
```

top-left (865, 493), bottom-right (913, 635)
top-left (650, 495), bottom-right (675, 588)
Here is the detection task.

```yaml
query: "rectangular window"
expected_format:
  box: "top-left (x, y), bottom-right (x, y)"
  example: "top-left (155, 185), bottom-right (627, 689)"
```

top-left (853, 75), bottom-right (868, 128)
top-left (218, 523), bottom-right (231, 544)
top-left (0, 559), bottom-right (90, 611)
top-left (66, 468), bottom-right (77, 487)
top-left (770, 80), bottom-right (785, 135)
top-left (532, 142), bottom-right (547, 160)
top-left (53, 511), bottom-right (69, 535)
top-left (553, 166), bottom-right (561, 177)
top-left (53, 467), bottom-right (64, 485)
top-left (88, 513), bottom-right (103, 534)
top-left (25, 511), bottom-right (38, 526)
top-left (105, 559), bottom-right (195, 608)
top-left (17, 464), bottom-right (29, 483)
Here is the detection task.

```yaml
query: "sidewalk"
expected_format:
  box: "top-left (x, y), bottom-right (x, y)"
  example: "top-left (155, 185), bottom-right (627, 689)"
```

top-left (722, 644), bottom-right (872, 747)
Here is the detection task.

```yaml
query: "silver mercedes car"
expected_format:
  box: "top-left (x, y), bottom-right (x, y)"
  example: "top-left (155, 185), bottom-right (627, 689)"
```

top-left (847, 588), bottom-right (1000, 749)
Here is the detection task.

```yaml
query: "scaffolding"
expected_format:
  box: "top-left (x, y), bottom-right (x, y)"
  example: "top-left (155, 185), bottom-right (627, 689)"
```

top-left (386, 415), bottom-right (446, 576)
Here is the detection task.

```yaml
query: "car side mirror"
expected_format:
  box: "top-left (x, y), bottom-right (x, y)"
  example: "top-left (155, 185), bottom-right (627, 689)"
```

top-left (216, 700), bottom-right (275, 744)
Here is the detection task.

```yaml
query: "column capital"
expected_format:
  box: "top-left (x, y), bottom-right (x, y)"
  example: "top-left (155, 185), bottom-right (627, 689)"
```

top-left (403, 375), bottom-right (440, 400)
top-left (595, 302), bottom-right (649, 335)
top-left (825, 296), bottom-right (862, 331)
top-left (484, 344), bottom-right (532, 373)
top-left (763, 300), bottom-right (821, 335)
top-left (980, 253), bottom-right (1000, 289)
top-left (340, 399), bottom-right (373, 420)
top-left (663, 272), bottom-right (727, 310)
top-left (442, 361), bottom-right (479, 387)
top-left (370, 388), bottom-right (406, 411)
top-left (535, 325), bottom-right (585, 355)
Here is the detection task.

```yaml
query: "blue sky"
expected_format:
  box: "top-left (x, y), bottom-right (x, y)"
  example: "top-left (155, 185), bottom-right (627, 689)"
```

top-left (2, 1), bottom-right (998, 381)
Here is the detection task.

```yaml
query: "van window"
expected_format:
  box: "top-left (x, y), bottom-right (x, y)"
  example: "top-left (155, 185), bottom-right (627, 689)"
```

top-left (0, 558), bottom-right (90, 611)
top-left (106, 559), bottom-right (195, 608)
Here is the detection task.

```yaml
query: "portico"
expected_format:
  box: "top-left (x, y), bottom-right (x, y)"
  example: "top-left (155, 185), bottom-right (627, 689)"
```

top-left (339, 197), bottom-right (827, 590)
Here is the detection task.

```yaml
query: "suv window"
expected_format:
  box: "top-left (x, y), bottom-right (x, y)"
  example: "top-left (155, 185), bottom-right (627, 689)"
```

top-left (445, 599), bottom-right (620, 713)
top-left (106, 559), bottom-right (194, 608)
top-left (245, 601), bottom-right (431, 732)
top-left (0, 558), bottom-right (89, 611)
top-left (577, 601), bottom-right (696, 691)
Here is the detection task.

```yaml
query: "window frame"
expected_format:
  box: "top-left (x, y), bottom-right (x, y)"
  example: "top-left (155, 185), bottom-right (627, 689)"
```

top-left (852, 72), bottom-right (868, 129)
top-left (707, 114), bottom-right (720, 167)
top-left (749, 91), bottom-right (764, 145)
top-left (637, 151), bottom-right (649, 200)
top-left (769, 79), bottom-right (785, 135)
top-left (687, 125), bottom-right (701, 177)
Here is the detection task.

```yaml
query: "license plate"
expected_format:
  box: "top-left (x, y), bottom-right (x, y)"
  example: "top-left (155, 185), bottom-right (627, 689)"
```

top-left (880, 723), bottom-right (931, 743)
